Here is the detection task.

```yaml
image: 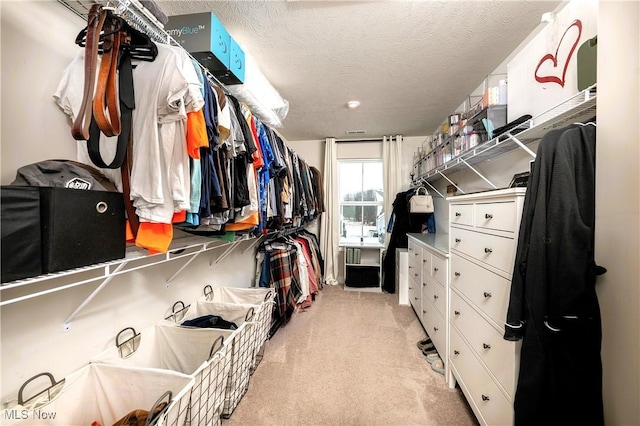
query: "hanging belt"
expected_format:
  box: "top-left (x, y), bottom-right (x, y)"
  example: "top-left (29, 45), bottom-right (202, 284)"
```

top-left (92, 17), bottom-right (122, 137)
top-left (71, 4), bottom-right (105, 140)
top-left (87, 51), bottom-right (134, 169)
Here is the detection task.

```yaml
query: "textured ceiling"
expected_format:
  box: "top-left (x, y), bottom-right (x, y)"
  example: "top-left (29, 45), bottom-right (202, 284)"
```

top-left (158, 1), bottom-right (562, 141)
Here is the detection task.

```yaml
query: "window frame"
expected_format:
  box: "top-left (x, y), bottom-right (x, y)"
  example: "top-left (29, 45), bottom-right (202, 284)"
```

top-left (337, 159), bottom-right (385, 246)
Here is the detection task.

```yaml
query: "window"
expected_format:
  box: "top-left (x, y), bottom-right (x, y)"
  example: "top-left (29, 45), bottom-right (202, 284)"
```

top-left (338, 160), bottom-right (385, 245)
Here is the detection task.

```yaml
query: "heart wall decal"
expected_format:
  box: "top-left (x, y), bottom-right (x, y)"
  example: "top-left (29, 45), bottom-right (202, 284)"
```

top-left (534, 19), bottom-right (583, 87)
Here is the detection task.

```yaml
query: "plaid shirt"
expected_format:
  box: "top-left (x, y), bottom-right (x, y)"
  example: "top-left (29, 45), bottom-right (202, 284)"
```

top-left (268, 247), bottom-right (303, 320)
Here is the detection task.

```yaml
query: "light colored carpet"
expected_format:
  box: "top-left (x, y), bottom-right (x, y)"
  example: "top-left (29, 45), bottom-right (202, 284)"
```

top-left (223, 284), bottom-right (479, 426)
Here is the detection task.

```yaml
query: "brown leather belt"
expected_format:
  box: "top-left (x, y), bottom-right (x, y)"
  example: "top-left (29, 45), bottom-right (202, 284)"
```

top-left (72, 4), bottom-right (105, 140)
top-left (72, 5), bottom-right (122, 140)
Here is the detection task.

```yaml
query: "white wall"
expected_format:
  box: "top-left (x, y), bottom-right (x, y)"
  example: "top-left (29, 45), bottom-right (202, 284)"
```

top-left (595, 2), bottom-right (640, 424)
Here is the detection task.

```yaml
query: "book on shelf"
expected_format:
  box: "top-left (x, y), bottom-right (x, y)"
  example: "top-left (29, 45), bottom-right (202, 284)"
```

top-left (354, 248), bottom-right (361, 264)
top-left (346, 247), bottom-right (354, 264)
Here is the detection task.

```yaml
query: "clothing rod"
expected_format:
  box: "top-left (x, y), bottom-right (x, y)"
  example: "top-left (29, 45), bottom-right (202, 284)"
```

top-left (333, 138), bottom-right (383, 143)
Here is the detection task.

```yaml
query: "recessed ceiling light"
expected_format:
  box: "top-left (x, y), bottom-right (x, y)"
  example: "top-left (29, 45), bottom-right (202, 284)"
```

top-left (346, 100), bottom-right (360, 109)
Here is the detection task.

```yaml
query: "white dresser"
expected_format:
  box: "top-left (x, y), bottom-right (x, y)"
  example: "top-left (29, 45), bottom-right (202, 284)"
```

top-left (447, 188), bottom-right (526, 426)
top-left (407, 233), bottom-right (450, 382)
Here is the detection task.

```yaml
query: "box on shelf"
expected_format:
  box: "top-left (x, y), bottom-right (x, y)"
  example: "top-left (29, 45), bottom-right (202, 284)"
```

top-left (166, 12), bottom-right (245, 84)
top-left (0, 186), bottom-right (126, 282)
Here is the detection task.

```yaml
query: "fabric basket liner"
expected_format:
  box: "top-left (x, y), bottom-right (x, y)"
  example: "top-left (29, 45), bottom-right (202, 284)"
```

top-left (200, 286), bottom-right (275, 371)
top-left (180, 301), bottom-right (256, 418)
top-left (91, 323), bottom-right (233, 426)
top-left (2, 363), bottom-right (193, 426)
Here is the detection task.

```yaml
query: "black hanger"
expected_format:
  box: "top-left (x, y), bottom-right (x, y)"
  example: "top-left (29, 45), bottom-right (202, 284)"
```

top-left (75, 9), bottom-right (157, 62)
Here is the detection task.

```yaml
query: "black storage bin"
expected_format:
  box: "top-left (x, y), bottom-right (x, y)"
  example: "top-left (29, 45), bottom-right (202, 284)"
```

top-left (39, 187), bottom-right (126, 273)
top-left (345, 266), bottom-right (380, 288)
top-left (1, 186), bottom-right (43, 283)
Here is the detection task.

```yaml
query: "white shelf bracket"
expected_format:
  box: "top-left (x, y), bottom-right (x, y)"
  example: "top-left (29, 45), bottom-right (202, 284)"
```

top-left (166, 245), bottom-right (208, 286)
top-left (214, 240), bottom-right (243, 265)
top-left (460, 159), bottom-right (498, 190)
top-left (241, 235), bottom-right (264, 254)
top-left (420, 179), bottom-right (445, 199)
top-left (63, 261), bottom-right (129, 332)
top-left (506, 133), bottom-right (537, 159)
top-left (437, 170), bottom-right (466, 194)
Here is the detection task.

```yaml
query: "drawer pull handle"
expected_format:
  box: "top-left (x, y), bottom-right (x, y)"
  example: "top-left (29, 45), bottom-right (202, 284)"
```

top-left (433, 267), bottom-right (439, 272)
top-left (454, 310), bottom-right (460, 316)
top-left (454, 350), bottom-right (460, 355)
top-left (423, 283), bottom-right (426, 287)
top-left (433, 327), bottom-right (438, 332)
top-left (455, 238), bottom-right (461, 243)
top-left (485, 213), bottom-right (493, 219)
top-left (409, 286), bottom-right (413, 290)
top-left (414, 273), bottom-right (419, 277)
top-left (455, 212), bottom-right (461, 217)
top-left (422, 310), bottom-right (426, 314)
top-left (483, 343), bottom-right (491, 349)
top-left (484, 248), bottom-right (493, 254)
top-left (422, 258), bottom-right (427, 262)
top-left (481, 395), bottom-right (490, 401)
top-left (484, 292), bottom-right (492, 298)
top-left (414, 297), bottom-right (419, 301)
top-left (454, 272), bottom-right (460, 277)
top-left (433, 295), bottom-right (438, 299)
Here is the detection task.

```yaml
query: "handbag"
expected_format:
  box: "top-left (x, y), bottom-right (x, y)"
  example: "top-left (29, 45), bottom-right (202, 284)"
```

top-left (409, 186), bottom-right (434, 213)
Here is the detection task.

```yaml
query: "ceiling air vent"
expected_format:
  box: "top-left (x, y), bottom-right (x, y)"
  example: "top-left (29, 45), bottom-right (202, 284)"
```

top-left (345, 130), bottom-right (366, 135)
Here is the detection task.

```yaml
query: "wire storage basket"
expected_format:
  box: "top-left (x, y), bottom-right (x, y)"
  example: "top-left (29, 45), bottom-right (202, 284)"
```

top-left (173, 298), bottom-right (258, 419)
top-left (202, 285), bottom-right (276, 373)
top-left (90, 323), bottom-right (232, 426)
top-left (2, 363), bottom-right (193, 426)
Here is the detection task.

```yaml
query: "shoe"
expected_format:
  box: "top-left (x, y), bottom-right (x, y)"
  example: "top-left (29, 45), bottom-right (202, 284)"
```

top-left (421, 346), bottom-right (436, 356)
top-left (431, 358), bottom-right (445, 375)
top-left (420, 342), bottom-right (435, 353)
top-left (416, 337), bottom-right (432, 350)
top-left (425, 352), bottom-right (440, 364)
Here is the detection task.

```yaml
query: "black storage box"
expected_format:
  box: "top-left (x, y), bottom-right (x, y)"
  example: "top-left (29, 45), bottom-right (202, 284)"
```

top-left (1, 186), bottom-right (126, 282)
top-left (345, 266), bottom-right (380, 288)
top-left (1, 186), bottom-right (43, 282)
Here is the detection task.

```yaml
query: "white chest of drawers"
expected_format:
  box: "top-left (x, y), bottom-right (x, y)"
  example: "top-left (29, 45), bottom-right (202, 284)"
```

top-left (447, 188), bottom-right (526, 426)
top-left (407, 233), bottom-right (451, 382)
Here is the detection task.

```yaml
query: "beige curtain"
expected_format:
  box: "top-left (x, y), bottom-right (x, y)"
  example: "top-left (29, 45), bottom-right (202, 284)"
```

top-left (320, 137), bottom-right (339, 285)
top-left (383, 135), bottom-right (403, 246)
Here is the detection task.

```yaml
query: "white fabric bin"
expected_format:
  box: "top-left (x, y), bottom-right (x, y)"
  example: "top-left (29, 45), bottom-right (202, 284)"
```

top-left (2, 363), bottom-right (193, 426)
top-left (91, 323), bottom-right (232, 426)
top-left (170, 300), bottom-right (256, 419)
top-left (201, 285), bottom-right (276, 371)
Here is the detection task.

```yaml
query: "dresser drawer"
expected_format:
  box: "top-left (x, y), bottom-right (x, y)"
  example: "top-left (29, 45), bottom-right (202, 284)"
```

top-left (450, 328), bottom-right (514, 426)
top-left (450, 203), bottom-right (474, 227)
top-left (431, 254), bottom-right (447, 285)
top-left (424, 302), bottom-right (446, 355)
top-left (475, 201), bottom-right (517, 233)
top-left (450, 227), bottom-right (516, 273)
top-left (421, 252), bottom-right (432, 280)
top-left (451, 254), bottom-right (511, 328)
top-left (408, 240), bottom-right (422, 271)
top-left (423, 278), bottom-right (446, 317)
top-left (409, 280), bottom-right (421, 314)
top-left (450, 292), bottom-right (517, 397)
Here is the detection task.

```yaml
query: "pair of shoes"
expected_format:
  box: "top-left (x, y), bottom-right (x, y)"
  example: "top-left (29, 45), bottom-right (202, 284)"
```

top-left (421, 347), bottom-right (437, 357)
top-left (425, 352), bottom-right (440, 364)
top-left (420, 342), bottom-right (435, 354)
top-left (431, 358), bottom-right (445, 375)
top-left (416, 338), bottom-right (433, 351)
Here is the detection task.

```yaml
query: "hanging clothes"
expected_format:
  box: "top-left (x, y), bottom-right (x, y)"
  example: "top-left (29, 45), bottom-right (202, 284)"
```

top-left (504, 121), bottom-right (605, 426)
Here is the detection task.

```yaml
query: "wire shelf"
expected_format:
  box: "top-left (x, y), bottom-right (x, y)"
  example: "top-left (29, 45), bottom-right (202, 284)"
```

top-left (415, 85), bottom-right (597, 184)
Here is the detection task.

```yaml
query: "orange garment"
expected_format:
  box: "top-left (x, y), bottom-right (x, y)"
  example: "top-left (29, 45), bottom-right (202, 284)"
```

top-left (224, 211), bottom-right (259, 231)
top-left (186, 110), bottom-right (208, 159)
top-left (125, 210), bottom-right (186, 254)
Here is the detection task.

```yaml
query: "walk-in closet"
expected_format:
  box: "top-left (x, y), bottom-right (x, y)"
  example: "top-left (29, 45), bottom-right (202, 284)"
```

top-left (1, 0), bottom-right (638, 425)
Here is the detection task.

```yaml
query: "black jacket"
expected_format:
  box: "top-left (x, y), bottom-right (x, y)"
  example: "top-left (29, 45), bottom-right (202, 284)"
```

top-left (505, 123), bottom-right (604, 426)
